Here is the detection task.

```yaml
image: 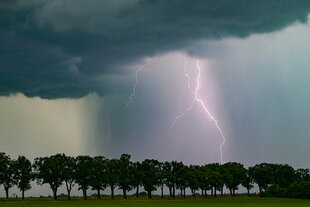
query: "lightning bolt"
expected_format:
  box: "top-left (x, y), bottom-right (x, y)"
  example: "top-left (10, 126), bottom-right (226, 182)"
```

top-left (167, 56), bottom-right (194, 136)
top-left (168, 100), bottom-right (195, 136)
top-left (183, 56), bottom-right (191, 89)
top-left (194, 59), bottom-right (225, 163)
top-left (126, 58), bottom-right (150, 108)
top-left (168, 58), bottom-right (226, 163)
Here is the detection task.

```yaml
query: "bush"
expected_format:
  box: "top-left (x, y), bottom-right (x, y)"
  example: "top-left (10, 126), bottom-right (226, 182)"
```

top-left (287, 181), bottom-right (310, 199)
top-left (267, 184), bottom-right (287, 197)
top-left (138, 192), bottom-right (147, 196)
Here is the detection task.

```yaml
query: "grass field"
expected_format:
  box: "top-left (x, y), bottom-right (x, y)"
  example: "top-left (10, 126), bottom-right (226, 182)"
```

top-left (0, 197), bottom-right (309, 207)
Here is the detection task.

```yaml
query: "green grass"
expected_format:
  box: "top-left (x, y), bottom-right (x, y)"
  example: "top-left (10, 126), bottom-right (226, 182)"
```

top-left (0, 197), bottom-right (310, 207)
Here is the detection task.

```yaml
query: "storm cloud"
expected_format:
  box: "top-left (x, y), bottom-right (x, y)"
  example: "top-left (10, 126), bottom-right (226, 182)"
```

top-left (1, 0), bottom-right (310, 98)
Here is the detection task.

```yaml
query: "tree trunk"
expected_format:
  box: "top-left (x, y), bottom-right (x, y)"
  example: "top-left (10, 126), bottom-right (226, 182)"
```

top-left (111, 186), bottom-right (115, 200)
top-left (67, 189), bottom-right (71, 200)
top-left (136, 185), bottom-right (139, 198)
top-left (123, 188), bottom-right (127, 199)
top-left (221, 188), bottom-right (223, 196)
top-left (83, 188), bottom-right (87, 200)
top-left (52, 187), bottom-right (57, 200)
top-left (97, 189), bottom-right (101, 199)
top-left (247, 188), bottom-right (250, 197)
top-left (191, 189), bottom-right (196, 198)
top-left (169, 187), bottom-right (172, 197)
top-left (233, 189), bottom-right (235, 196)
top-left (161, 184), bottom-right (164, 199)
top-left (22, 190), bottom-right (25, 199)
top-left (214, 187), bottom-right (217, 197)
top-left (51, 185), bottom-right (58, 200)
top-left (259, 187), bottom-right (262, 197)
top-left (229, 189), bottom-right (232, 196)
top-left (183, 188), bottom-right (186, 198)
top-left (204, 189), bottom-right (207, 198)
top-left (180, 188), bottom-right (182, 198)
top-left (173, 185), bottom-right (175, 198)
top-left (147, 190), bottom-right (152, 199)
top-left (201, 189), bottom-right (204, 197)
top-left (5, 187), bottom-right (9, 199)
top-left (65, 182), bottom-right (71, 200)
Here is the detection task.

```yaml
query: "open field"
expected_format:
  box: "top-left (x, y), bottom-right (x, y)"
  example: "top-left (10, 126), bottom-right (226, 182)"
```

top-left (0, 197), bottom-right (309, 207)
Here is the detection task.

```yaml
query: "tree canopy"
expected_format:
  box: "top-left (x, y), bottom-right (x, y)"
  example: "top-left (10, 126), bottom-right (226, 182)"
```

top-left (0, 152), bottom-right (309, 200)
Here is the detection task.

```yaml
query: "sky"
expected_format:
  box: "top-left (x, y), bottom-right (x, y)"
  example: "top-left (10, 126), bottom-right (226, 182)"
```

top-left (1, 0), bottom-right (310, 197)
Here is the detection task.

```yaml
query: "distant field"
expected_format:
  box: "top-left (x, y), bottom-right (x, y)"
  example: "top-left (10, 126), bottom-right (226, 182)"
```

top-left (0, 197), bottom-right (309, 207)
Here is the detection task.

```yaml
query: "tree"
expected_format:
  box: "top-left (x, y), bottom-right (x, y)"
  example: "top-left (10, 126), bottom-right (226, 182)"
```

top-left (217, 165), bottom-right (226, 196)
top-left (1, 151), bottom-right (309, 200)
top-left (198, 165), bottom-right (212, 198)
top-left (174, 162), bottom-right (187, 198)
top-left (163, 161), bottom-right (173, 197)
top-left (106, 158), bottom-right (120, 199)
top-left (118, 154), bottom-right (133, 199)
top-left (205, 163), bottom-right (223, 197)
top-left (157, 162), bottom-right (165, 198)
top-left (14, 155), bottom-right (34, 199)
top-left (187, 165), bottom-right (200, 198)
top-left (179, 165), bottom-right (189, 198)
top-left (170, 161), bottom-right (178, 198)
top-left (242, 168), bottom-right (254, 196)
top-left (75, 156), bottom-right (93, 200)
top-left (131, 161), bottom-right (143, 198)
top-left (0, 152), bottom-right (16, 199)
top-left (90, 156), bottom-right (107, 199)
top-left (223, 162), bottom-right (246, 196)
top-left (249, 163), bottom-right (274, 196)
top-left (62, 155), bottom-right (76, 200)
top-left (33, 154), bottom-right (65, 200)
top-left (141, 159), bottom-right (161, 198)
top-left (273, 164), bottom-right (296, 188)
top-left (296, 168), bottom-right (310, 182)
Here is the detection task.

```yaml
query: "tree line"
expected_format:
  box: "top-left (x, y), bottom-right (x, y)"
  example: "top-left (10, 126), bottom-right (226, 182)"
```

top-left (0, 152), bottom-right (309, 200)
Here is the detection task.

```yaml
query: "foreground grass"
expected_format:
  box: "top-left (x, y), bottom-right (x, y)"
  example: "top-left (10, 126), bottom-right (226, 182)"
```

top-left (0, 197), bottom-right (310, 207)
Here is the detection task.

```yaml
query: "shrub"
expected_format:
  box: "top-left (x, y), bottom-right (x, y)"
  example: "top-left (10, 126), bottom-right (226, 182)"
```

top-left (287, 181), bottom-right (310, 199)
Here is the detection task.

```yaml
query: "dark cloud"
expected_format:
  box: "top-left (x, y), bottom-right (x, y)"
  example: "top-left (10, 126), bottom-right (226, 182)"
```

top-left (1, 0), bottom-right (310, 98)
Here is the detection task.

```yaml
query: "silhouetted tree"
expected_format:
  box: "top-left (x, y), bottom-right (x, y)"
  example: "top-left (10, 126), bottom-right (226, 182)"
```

top-left (131, 161), bottom-right (143, 198)
top-left (34, 154), bottom-right (65, 200)
top-left (0, 152), bottom-right (16, 199)
top-left (90, 156), bottom-right (107, 199)
top-left (0, 151), bottom-right (309, 200)
top-left (224, 162), bottom-right (246, 196)
top-left (206, 163), bottom-right (223, 197)
top-left (14, 155), bottom-right (34, 199)
top-left (249, 163), bottom-right (274, 196)
top-left (106, 158), bottom-right (119, 199)
top-left (63, 155), bottom-right (76, 200)
top-left (198, 165), bottom-right (211, 198)
top-left (118, 154), bottom-right (133, 199)
top-left (75, 156), bottom-right (93, 200)
top-left (296, 168), bottom-right (310, 182)
top-left (141, 159), bottom-right (161, 198)
top-left (187, 165), bottom-right (199, 198)
top-left (242, 168), bottom-right (254, 196)
top-left (273, 164), bottom-right (297, 188)
top-left (157, 162), bottom-right (165, 198)
top-left (163, 161), bottom-right (173, 197)
top-left (175, 162), bottom-right (188, 198)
